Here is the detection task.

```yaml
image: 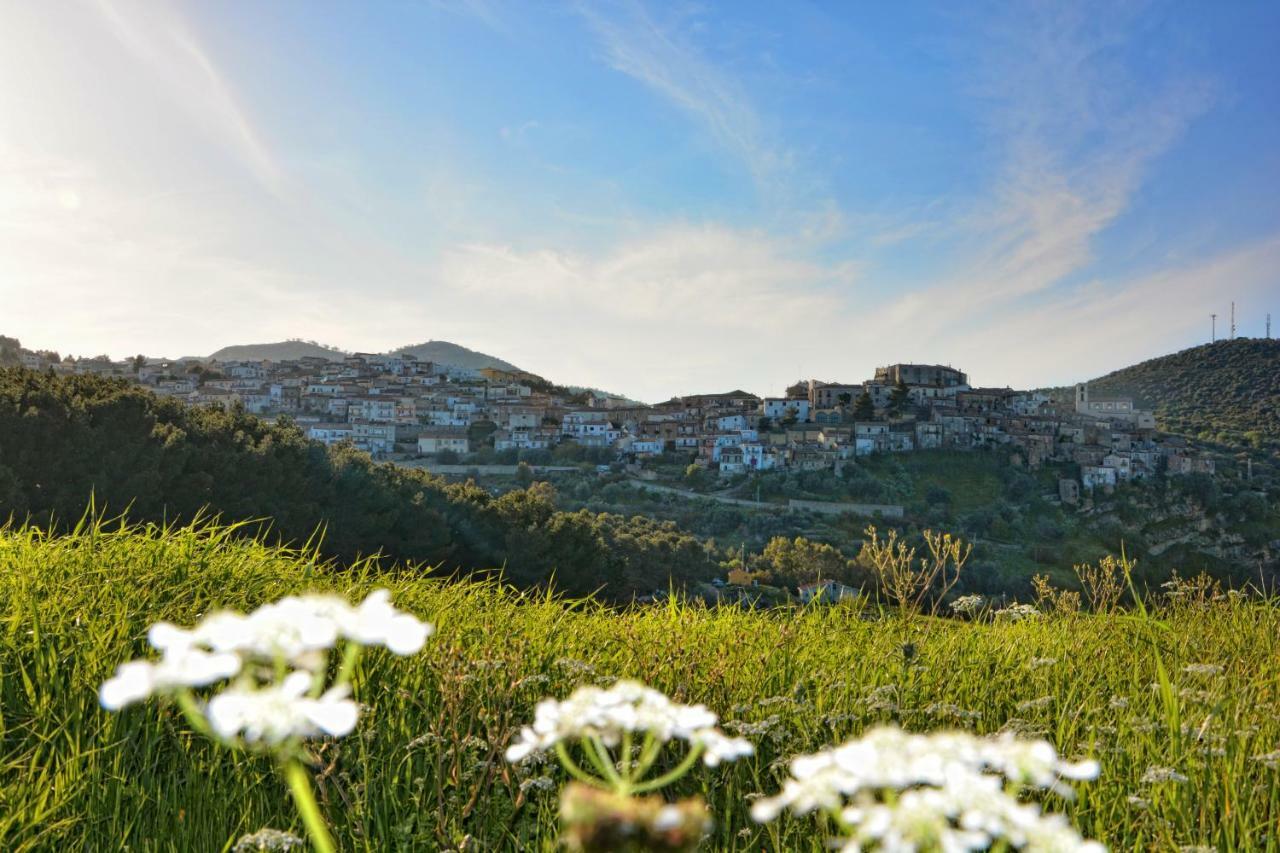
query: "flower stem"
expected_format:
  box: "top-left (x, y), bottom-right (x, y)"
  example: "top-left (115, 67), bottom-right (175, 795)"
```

top-left (555, 741), bottom-right (609, 789)
top-left (629, 743), bottom-right (704, 794)
top-left (333, 642), bottom-right (363, 690)
top-left (284, 759), bottom-right (337, 853)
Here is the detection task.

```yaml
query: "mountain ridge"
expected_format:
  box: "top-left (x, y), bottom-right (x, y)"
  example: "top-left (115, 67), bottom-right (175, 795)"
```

top-left (206, 339), bottom-right (523, 374)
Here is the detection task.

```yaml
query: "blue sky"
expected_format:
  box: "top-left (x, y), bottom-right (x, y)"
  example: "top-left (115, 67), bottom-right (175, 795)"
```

top-left (2, 1), bottom-right (1277, 401)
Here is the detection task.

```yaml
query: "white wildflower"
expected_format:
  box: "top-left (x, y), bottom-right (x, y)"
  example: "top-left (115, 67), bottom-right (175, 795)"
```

top-left (839, 778), bottom-right (1102, 853)
top-left (752, 726), bottom-right (1100, 851)
top-left (950, 594), bottom-right (985, 614)
top-left (207, 672), bottom-right (358, 744)
top-left (1181, 663), bottom-right (1224, 677)
top-left (99, 646), bottom-right (241, 709)
top-left (152, 590), bottom-right (431, 664)
top-left (233, 828), bottom-right (306, 851)
top-left (1140, 765), bottom-right (1189, 784)
top-left (995, 603), bottom-right (1041, 622)
top-left (518, 776), bottom-right (555, 794)
top-left (503, 680), bottom-right (752, 767)
top-left (1030, 657), bottom-right (1059, 669)
top-left (1016, 695), bottom-right (1054, 713)
top-left (750, 726), bottom-right (1098, 823)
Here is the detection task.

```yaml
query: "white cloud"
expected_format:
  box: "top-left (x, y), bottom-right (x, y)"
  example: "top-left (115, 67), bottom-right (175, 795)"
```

top-left (869, 5), bottom-right (1216, 339)
top-left (430, 224), bottom-right (858, 399)
top-left (578, 1), bottom-right (788, 194)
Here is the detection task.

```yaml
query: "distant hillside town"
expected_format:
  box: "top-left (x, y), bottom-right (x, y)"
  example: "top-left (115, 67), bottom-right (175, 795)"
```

top-left (3, 341), bottom-right (1215, 499)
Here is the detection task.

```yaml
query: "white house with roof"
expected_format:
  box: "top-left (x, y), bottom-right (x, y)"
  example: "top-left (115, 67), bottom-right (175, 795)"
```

top-left (761, 398), bottom-right (810, 422)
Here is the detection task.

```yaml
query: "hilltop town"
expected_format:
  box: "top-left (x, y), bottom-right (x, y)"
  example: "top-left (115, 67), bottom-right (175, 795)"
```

top-left (4, 341), bottom-right (1216, 502)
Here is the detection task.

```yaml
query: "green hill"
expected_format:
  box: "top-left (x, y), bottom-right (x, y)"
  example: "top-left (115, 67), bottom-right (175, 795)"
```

top-left (207, 339), bottom-right (347, 361)
top-left (391, 339), bottom-right (522, 373)
top-left (206, 339), bottom-right (524, 374)
top-left (1085, 338), bottom-right (1280, 452)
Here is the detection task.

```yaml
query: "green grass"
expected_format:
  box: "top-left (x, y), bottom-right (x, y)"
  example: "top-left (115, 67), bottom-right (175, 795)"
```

top-left (3, 520), bottom-right (1279, 851)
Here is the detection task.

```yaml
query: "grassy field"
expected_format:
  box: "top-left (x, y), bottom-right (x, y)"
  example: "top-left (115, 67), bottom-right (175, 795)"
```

top-left (3, 521), bottom-right (1279, 851)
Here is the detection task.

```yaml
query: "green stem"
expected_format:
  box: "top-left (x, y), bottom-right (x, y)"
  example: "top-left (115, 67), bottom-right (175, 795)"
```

top-left (585, 736), bottom-right (626, 790)
top-left (333, 642), bottom-right (363, 691)
top-left (284, 759), bottom-right (337, 853)
top-left (620, 729), bottom-right (633, 781)
top-left (631, 732), bottom-right (662, 781)
top-left (554, 741), bottom-right (608, 789)
top-left (629, 743), bottom-right (704, 794)
top-left (173, 689), bottom-right (215, 740)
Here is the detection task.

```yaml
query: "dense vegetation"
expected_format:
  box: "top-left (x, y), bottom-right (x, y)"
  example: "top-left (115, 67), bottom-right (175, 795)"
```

top-left (1074, 338), bottom-right (1280, 453)
top-left (0, 368), bottom-right (712, 599)
top-left (3, 522), bottom-right (1279, 850)
top-left (545, 449), bottom-right (1280, 599)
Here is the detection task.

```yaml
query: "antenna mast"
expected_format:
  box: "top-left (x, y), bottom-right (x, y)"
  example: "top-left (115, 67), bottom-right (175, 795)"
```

top-left (1268, 313), bottom-right (1272, 339)
top-left (1210, 314), bottom-right (1216, 344)
top-left (1231, 302), bottom-right (1236, 340)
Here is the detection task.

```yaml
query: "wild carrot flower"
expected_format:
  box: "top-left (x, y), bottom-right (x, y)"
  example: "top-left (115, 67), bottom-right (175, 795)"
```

top-left (99, 589), bottom-right (432, 853)
top-left (950, 594), bottom-right (985, 615)
top-left (505, 680), bottom-right (753, 770)
top-left (507, 681), bottom-right (751, 849)
top-left (994, 603), bottom-right (1041, 622)
top-left (1181, 663), bottom-right (1224, 676)
top-left (206, 672), bottom-right (358, 744)
top-left (1140, 765), bottom-right (1188, 784)
top-left (751, 725), bottom-right (1100, 851)
top-left (100, 647), bottom-right (241, 709)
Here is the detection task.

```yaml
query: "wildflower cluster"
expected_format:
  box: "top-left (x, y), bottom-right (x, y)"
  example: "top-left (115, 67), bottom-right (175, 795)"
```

top-left (101, 590), bottom-right (431, 729)
top-left (751, 725), bottom-right (1101, 851)
top-left (100, 590), bottom-right (432, 853)
top-left (950, 594), bottom-right (985, 615)
top-left (506, 680), bottom-right (753, 781)
top-left (506, 681), bottom-right (753, 851)
top-left (995, 603), bottom-right (1042, 622)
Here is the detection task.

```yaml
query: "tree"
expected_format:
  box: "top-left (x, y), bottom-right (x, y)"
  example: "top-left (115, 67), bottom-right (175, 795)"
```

top-left (467, 419), bottom-right (498, 447)
top-left (0, 336), bottom-right (21, 367)
top-left (889, 380), bottom-right (911, 416)
top-left (785, 380), bottom-right (808, 398)
top-left (853, 391), bottom-right (875, 421)
top-left (131, 355), bottom-right (147, 372)
top-left (753, 536), bottom-right (860, 588)
top-left (0, 368), bottom-right (718, 602)
top-left (683, 463), bottom-right (713, 492)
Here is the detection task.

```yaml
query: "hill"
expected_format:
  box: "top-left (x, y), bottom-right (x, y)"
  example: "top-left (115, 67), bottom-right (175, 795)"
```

top-left (206, 339), bottom-right (523, 374)
top-left (208, 339), bottom-right (346, 361)
top-left (1084, 338), bottom-right (1280, 452)
top-left (391, 339), bottom-right (522, 373)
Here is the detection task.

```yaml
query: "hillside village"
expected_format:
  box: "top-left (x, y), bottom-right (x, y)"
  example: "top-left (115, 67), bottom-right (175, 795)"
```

top-left (6, 341), bottom-right (1217, 501)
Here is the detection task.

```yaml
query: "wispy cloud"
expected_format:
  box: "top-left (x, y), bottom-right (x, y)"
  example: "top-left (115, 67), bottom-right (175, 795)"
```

top-left (577, 1), bottom-right (788, 194)
top-left (90, 0), bottom-right (283, 195)
top-left (874, 4), bottom-right (1216, 333)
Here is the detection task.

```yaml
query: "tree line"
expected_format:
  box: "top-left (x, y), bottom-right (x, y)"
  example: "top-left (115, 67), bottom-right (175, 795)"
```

top-left (0, 368), bottom-right (714, 599)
